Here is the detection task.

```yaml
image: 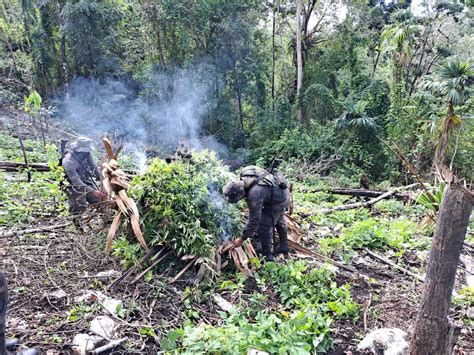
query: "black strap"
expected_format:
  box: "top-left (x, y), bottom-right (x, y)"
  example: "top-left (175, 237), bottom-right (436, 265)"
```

top-left (245, 172), bottom-right (270, 192)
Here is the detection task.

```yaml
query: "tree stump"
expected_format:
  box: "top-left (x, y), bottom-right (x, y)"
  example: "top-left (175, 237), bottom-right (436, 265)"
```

top-left (410, 183), bottom-right (473, 355)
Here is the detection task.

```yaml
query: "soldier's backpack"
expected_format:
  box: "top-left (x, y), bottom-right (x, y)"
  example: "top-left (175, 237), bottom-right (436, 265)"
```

top-left (240, 165), bottom-right (288, 191)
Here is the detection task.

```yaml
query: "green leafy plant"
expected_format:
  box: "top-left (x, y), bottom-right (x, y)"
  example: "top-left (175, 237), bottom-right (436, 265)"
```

top-left (139, 326), bottom-right (156, 338)
top-left (453, 286), bottom-right (474, 307)
top-left (111, 236), bottom-right (144, 269)
top-left (162, 260), bottom-right (358, 354)
top-left (416, 182), bottom-right (446, 213)
top-left (127, 150), bottom-right (242, 265)
top-left (320, 217), bottom-right (424, 257)
top-left (0, 134), bottom-right (67, 225)
top-left (68, 303), bottom-right (95, 322)
top-left (335, 100), bottom-right (379, 130)
top-left (24, 90), bottom-right (42, 116)
top-left (162, 309), bottom-right (334, 354)
top-left (262, 260), bottom-right (359, 320)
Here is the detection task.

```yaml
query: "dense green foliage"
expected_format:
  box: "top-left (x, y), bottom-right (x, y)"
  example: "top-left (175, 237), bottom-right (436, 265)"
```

top-left (1, 0), bottom-right (472, 183)
top-left (0, 133), bottom-right (67, 225)
top-left (127, 150), bottom-right (241, 261)
top-left (162, 260), bottom-right (358, 354)
top-left (261, 260), bottom-right (359, 319)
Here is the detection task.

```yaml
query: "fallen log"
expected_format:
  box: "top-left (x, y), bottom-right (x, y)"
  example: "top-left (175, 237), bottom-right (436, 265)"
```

top-left (0, 160), bottom-right (137, 175)
top-left (0, 161), bottom-right (50, 172)
top-left (306, 183), bottom-right (419, 216)
top-left (298, 187), bottom-right (409, 200)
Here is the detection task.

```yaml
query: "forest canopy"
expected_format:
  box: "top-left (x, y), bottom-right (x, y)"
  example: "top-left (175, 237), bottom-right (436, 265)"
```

top-left (1, 0), bottom-right (473, 182)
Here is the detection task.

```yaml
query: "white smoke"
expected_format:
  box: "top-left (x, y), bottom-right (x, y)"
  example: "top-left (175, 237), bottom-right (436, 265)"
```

top-left (54, 68), bottom-right (228, 160)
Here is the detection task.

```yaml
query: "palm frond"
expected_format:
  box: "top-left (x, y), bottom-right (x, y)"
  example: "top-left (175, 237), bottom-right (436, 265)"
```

top-left (335, 100), bottom-right (378, 130)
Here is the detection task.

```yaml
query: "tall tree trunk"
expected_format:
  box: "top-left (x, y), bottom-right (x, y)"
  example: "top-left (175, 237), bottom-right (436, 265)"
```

top-left (235, 85), bottom-right (244, 133)
top-left (295, 0), bottom-right (303, 123)
top-left (271, 2), bottom-right (276, 117)
top-left (371, 50), bottom-right (380, 79)
top-left (433, 101), bottom-right (455, 173)
top-left (56, 0), bottom-right (69, 97)
top-left (410, 183), bottom-right (473, 355)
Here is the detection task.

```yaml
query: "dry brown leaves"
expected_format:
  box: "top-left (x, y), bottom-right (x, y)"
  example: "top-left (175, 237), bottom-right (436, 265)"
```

top-left (101, 137), bottom-right (148, 254)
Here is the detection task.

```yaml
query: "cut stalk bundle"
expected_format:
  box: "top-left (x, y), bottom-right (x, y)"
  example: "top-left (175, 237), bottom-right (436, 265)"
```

top-left (101, 137), bottom-right (148, 254)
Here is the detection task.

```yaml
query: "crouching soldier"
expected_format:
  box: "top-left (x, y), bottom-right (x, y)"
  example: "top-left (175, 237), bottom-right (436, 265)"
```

top-left (62, 137), bottom-right (106, 219)
top-left (0, 272), bottom-right (37, 355)
top-left (223, 166), bottom-right (291, 261)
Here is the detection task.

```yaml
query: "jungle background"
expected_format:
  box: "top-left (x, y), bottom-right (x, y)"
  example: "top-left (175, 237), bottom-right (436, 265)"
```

top-left (0, 0), bottom-right (473, 354)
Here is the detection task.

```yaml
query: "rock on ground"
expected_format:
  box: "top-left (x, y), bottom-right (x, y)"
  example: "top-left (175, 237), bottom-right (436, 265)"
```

top-left (357, 328), bottom-right (408, 355)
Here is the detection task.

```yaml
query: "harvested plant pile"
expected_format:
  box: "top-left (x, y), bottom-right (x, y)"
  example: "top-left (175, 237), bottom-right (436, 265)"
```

top-left (127, 150), bottom-right (242, 264)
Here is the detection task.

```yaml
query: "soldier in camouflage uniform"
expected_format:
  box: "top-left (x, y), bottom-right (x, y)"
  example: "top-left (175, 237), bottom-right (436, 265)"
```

top-left (62, 137), bottom-right (106, 217)
top-left (223, 166), bottom-right (291, 261)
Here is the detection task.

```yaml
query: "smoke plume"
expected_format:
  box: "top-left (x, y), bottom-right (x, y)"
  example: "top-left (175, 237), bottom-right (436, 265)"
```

top-left (55, 68), bottom-right (228, 159)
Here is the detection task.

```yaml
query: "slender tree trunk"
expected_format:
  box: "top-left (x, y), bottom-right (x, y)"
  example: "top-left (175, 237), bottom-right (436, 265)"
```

top-left (410, 183), bottom-right (473, 354)
top-left (434, 101), bottom-right (455, 173)
top-left (235, 85), bottom-right (244, 133)
top-left (56, 0), bottom-right (68, 97)
top-left (295, 0), bottom-right (303, 123)
top-left (371, 50), bottom-right (380, 79)
top-left (271, 2), bottom-right (276, 116)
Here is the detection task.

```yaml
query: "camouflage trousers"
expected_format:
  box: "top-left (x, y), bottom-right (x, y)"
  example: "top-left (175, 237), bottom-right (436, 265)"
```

top-left (253, 204), bottom-right (289, 258)
top-left (66, 185), bottom-right (100, 216)
top-left (0, 272), bottom-right (7, 354)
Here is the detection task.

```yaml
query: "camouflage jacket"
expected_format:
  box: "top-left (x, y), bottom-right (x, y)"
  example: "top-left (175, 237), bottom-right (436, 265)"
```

top-left (62, 151), bottom-right (100, 192)
top-left (242, 183), bottom-right (290, 240)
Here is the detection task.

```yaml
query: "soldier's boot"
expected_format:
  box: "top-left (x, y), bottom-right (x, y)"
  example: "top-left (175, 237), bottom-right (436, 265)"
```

top-left (260, 236), bottom-right (274, 262)
top-left (274, 235), bottom-right (289, 257)
top-left (0, 272), bottom-right (8, 355)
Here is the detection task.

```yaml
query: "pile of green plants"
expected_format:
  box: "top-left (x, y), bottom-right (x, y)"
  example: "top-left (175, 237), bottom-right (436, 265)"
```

top-left (118, 150), bottom-right (241, 263)
top-left (162, 260), bottom-right (359, 354)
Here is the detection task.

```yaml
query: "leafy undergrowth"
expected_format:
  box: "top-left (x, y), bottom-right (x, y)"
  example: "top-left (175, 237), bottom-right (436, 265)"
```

top-left (293, 186), bottom-right (433, 265)
top-left (0, 132), bottom-right (67, 225)
top-left (163, 260), bottom-right (359, 354)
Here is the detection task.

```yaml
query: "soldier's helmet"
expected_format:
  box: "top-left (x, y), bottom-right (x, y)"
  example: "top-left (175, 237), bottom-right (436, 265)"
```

top-left (223, 180), bottom-right (245, 203)
top-left (72, 137), bottom-right (93, 153)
